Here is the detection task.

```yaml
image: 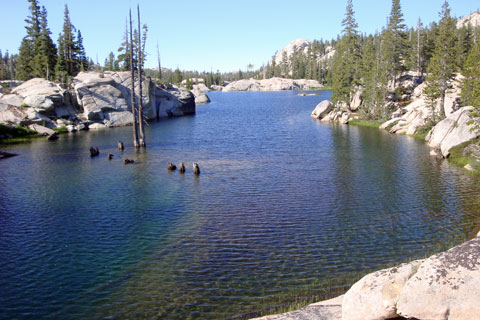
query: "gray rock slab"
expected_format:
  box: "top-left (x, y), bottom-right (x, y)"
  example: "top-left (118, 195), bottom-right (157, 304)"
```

top-left (251, 296), bottom-right (342, 320)
top-left (397, 237), bottom-right (480, 320)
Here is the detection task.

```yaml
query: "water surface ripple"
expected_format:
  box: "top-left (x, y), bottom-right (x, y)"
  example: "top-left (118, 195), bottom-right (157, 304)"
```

top-left (1, 91), bottom-right (479, 319)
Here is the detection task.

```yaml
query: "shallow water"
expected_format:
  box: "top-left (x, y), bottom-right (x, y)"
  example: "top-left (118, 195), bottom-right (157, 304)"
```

top-left (1, 90), bottom-right (480, 319)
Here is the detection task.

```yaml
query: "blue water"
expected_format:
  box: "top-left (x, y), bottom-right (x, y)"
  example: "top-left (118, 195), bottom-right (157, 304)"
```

top-left (1, 90), bottom-right (479, 319)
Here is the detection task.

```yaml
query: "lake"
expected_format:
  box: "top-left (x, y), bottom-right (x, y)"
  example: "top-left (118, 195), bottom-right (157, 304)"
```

top-left (1, 90), bottom-right (480, 319)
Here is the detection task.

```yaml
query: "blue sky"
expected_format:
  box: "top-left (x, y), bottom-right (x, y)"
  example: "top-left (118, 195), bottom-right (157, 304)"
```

top-left (0, 0), bottom-right (478, 72)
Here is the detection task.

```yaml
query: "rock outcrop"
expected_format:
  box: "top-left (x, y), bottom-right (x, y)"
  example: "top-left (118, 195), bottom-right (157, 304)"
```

top-left (341, 235), bottom-right (480, 320)
top-left (342, 260), bottom-right (423, 320)
top-left (426, 106), bottom-right (480, 158)
top-left (250, 295), bottom-right (343, 320)
top-left (396, 237), bottom-right (480, 319)
top-left (378, 73), bottom-right (466, 138)
top-left (223, 77), bottom-right (323, 92)
top-left (311, 100), bottom-right (333, 119)
top-left (191, 84), bottom-right (211, 104)
top-left (0, 72), bottom-right (195, 135)
top-left (74, 71), bottom-right (195, 124)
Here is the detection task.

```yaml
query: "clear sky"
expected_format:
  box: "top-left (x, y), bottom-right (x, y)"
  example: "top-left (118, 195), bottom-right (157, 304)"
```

top-left (0, 0), bottom-right (478, 73)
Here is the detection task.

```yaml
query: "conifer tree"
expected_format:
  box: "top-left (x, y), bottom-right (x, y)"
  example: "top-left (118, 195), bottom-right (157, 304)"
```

top-left (33, 6), bottom-right (56, 80)
top-left (54, 33), bottom-right (68, 84)
top-left (17, 0), bottom-right (41, 80)
top-left (76, 30), bottom-right (88, 71)
top-left (118, 20), bottom-right (130, 71)
top-left (424, 1), bottom-right (457, 120)
top-left (456, 24), bottom-right (474, 69)
top-left (61, 4), bottom-right (77, 76)
top-left (331, 0), bottom-right (361, 109)
top-left (460, 41), bottom-right (480, 115)
top-left (382, 0), bottom-right (408, 89)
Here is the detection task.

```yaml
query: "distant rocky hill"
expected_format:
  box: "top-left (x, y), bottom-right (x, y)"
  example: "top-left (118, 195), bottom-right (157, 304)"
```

top-left (457, 11), bottom-right (480, 28)
top-left (265, 38), bottom-right (335, 79)
top-left (223, 77), bottom-right (323, 92)
top-left (272, 39), bottom-right (335, 65)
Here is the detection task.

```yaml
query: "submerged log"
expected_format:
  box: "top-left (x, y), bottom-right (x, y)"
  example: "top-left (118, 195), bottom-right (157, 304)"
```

top-left (89, 146), bottom-right (99, 157)
top-left (193, 162), bottom-right (200, 175)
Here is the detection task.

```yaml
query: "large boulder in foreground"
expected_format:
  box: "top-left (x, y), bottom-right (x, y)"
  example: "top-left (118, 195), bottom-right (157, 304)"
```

top-left (311, 100), bottom-right (332, 119)
top-left (427, 106), bottom-right (480, 157)
top-left (397, 236), bottom-right (480, 320)
top-left (342, 260), bottom-right (423, 320)
top-left (342, 235), bottom-right (480, 320)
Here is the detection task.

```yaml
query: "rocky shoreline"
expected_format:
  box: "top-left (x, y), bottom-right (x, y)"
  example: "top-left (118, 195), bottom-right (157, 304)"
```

top-left (220, 77), bottom-right (323, 92)
top-left (311, 73), bottom-right (480, 172)
top-left (0, 71), bottom-right (196, 140)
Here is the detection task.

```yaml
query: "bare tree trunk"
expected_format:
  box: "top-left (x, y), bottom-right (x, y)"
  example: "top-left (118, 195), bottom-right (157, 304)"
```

top-left (157, 42), bottom-right (162, 81)
top-left (137, 5), bottom-right (146, 147)
top-left (417, 18), bottom-right (422, 75)
top-left (129, 9), bottom-right (139, 148)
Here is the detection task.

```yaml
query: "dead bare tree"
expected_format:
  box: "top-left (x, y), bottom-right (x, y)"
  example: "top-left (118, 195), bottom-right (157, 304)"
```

top-left (137, 4), bottom-right (146, 147)
top-left (129, 9), bottom-right (139, 148)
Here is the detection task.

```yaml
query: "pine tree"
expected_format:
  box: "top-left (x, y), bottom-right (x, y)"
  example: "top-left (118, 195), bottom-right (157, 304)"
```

top-left (383, 0), bottom-right (408, 89)
top-left (331, 0), bottom-right (361, 109)
top-left (17, 0), bottom-right (41, 80)
top-left (54, 33), bottom-right (68, 84)
top-left (33, 6), bottom-right (56, 80)
top-left (424, 1), bottom-right (457, 120)
top-left (460, 41), bottom-right (480, 114)
top-left (117, 20), bottom-right (130, 71)
top-left (76, 30), bottom-right (88, 71)
top-left (61, 4), bottom-right (77, 76)
top-left (456, 24), bottom-right (474, 69)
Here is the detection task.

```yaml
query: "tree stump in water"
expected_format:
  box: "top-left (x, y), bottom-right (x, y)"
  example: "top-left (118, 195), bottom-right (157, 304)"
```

top-left (193, 163), bottom-right (200, 175)
top-left (108, 153), bottom-right (114, 160)
top-left (124, 159), bottom-right (134, 164)
top-left (89, 147), bottom-right (99, 157)
top-left (118, 141), bottom-right (124, 150)
top-left (167, 162), bottom-right (177, 171)
top-left (179, 162), bottom-right (185, 173)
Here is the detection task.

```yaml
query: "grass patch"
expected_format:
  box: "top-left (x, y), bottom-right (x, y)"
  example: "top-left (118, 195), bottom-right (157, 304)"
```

top-left (53, 126), bottom-right (68, 134)
top-left (308, 86), bottom-right (332, 91)
top-left (348, 119), bottom-right (384, 128)
top-left (410, 126), bottom-right (432, 140)
top-left (0, 124), bottom-right (41, 145)
top-left (447, 138), bottom-right (480, 174)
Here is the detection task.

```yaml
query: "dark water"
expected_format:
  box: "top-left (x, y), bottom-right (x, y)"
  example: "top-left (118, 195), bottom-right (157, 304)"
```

top-left (1, 91), bottom-right (480, 319)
